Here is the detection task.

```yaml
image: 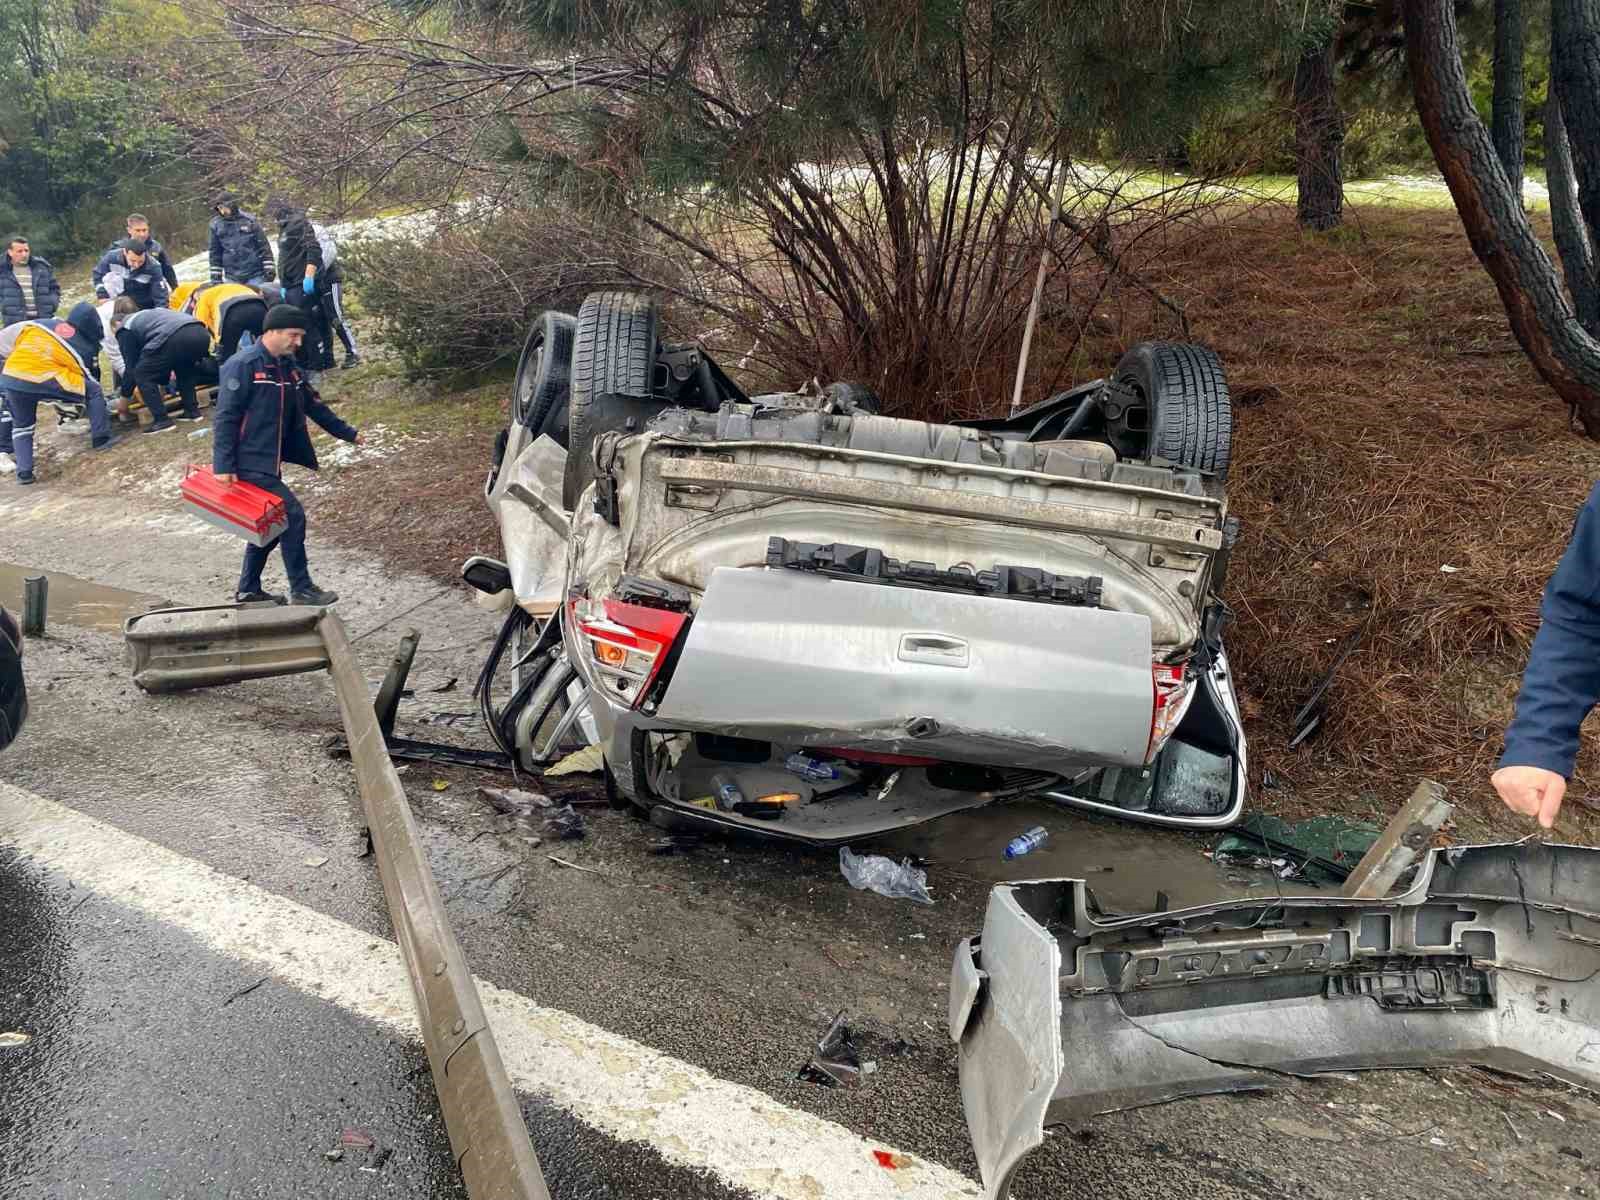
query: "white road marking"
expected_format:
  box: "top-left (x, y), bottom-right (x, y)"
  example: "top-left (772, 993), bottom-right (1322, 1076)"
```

top-left (0, 783), bottom-right (981, 1200)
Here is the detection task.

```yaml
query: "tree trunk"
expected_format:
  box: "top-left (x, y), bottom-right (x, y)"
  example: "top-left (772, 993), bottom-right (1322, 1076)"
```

top-left (1293, 37), bottom-right (1344, 231)
top-left (1402, 0), bottom-right (1600, 435)
top-left (1491, 0), bottom-right (1525, 192)
top-left (1546, 92), bottom-right (1600, 335)
top-left (1551, 2), bottom-right (1600, 265)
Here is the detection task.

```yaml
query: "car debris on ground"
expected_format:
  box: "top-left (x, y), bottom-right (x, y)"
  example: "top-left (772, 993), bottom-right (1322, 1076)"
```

top-left (799, 1011), bottom-right (864, 1089)
top-left (1210, 811), bottom-right (1380, 886)
top-left (950, 838), bottom-right (1600, 1200)
top-left (476, 785), bottom-right (552, 817)
top-left (541, 804), bottom-right (586, 841)
top-left (545, 744), bottom-right (605, 777)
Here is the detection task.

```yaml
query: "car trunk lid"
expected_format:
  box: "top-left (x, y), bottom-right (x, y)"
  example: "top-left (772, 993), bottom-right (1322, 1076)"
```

top-left (653, 566), bottom-right (1155, 771)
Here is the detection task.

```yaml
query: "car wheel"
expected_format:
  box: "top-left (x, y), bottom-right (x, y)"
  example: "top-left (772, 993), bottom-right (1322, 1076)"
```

top-left (563, 291), bottom-right (660, 510)
top-left (1105, 341), bottom-right (1233, 481)
top-left (513, 310), bottom-right (576, 443)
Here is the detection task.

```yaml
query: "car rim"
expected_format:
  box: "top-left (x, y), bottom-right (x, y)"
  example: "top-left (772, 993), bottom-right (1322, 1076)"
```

top-left (515, 333), bottom-right (545, 425)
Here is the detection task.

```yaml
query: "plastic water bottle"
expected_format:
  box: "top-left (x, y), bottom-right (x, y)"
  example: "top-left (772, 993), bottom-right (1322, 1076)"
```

top-left (785, 753), bottom-right (841, 782)
top-left (711, 772), bottom-right (746, 812)
top-left (1004, 826), bottom-right (1049, 860)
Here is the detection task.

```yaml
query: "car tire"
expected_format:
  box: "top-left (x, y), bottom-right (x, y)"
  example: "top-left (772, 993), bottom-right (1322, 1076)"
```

top-left (514, 310), bottom-right (576, 443)
top-left (1107, 341), bottom-right (1233, 481)
top-left (563, 291), bottom-right (660, 510)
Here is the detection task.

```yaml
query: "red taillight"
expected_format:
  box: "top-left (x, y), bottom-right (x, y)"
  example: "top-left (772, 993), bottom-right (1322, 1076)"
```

top-left (574, 597), bottom-right (687, 710)
top-left (1147, 661), bottom-right (1196, 762)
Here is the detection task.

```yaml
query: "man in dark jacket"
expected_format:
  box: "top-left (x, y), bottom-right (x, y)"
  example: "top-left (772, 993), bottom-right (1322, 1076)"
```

top-left (108, 298), bottom-right (209, 431)
top-left (0, 236), bottom-right (61, 326)
top-left (271, 203), bottom-right (336, 375)
top-left (213, 304), bottom-right (359, 606)
top-left (208, 194), bottom-right (275, 286)
top-left (91, 239), bottom-right (170, 310)
top-left (1494, 482), bottom-right (1600, 828)
top-left (108, 213), bottom-right (179, 289)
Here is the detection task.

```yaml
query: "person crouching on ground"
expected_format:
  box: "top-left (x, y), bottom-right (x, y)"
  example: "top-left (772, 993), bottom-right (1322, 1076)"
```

top-left (0, 302), bottom-right (121, 484)
top-left (212, 304), bottom-right (360, 607)
top-left (172, 280), bottom-right (268, 363)
top-left (108, 297), bottom-right (210, 433)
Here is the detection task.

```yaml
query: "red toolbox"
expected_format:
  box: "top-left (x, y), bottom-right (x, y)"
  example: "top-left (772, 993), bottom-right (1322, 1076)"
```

top-left (180, 465), bottom-right (288, 547)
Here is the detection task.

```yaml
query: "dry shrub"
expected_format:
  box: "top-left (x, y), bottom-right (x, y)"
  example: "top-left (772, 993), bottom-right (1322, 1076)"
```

top-left (1037, 205), bottom-right (1600, 836)
top-left (343, 205), bottom-right (656, 374)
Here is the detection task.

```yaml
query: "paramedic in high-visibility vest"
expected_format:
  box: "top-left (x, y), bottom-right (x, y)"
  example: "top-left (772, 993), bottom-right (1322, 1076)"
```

top-left (171, 281), bottom-right (268, 363)
top-left (212, 304), bottom-right (361, 607)
top-left (0, 302), bottom-right (121, 483)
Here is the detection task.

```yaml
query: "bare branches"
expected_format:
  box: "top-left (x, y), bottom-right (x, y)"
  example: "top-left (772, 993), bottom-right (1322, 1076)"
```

top-left (178, 0), bottom-right (1278, 407)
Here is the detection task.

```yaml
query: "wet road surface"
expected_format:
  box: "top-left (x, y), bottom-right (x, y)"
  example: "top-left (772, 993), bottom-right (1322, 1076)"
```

top-left (3, 484), bottom-right (1600, 1200)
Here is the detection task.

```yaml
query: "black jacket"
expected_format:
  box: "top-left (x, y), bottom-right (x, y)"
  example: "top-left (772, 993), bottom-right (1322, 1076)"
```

top-left (208, 211), bottom-right (274, 283)
top-left (213, 339), bottom-right (356, 477)
top-left (115, 308), bottom-right (205, 393)
top-left (275, 210), bottom-right (325, 286)
top-left (91, 247), bottom-right (170, 309)
top-left (100, 235), bottom-right (179, 288)
top-left (0, 258), bottom-right (61, 325)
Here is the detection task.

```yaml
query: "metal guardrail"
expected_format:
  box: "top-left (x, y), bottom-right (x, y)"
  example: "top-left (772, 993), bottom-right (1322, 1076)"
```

top-left (126, 605), bottom-right (550, 1200)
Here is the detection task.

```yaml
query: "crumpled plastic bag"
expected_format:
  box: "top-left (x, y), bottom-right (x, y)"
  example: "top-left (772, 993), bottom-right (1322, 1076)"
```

top-left (839, 846), bottom-right (933, 905)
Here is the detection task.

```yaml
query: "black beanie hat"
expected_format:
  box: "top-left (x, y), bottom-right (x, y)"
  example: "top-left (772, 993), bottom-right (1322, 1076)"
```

top-left (122, 237), bottom-right (148, 255)
top-left (263, 304), bottom-right (308, 332)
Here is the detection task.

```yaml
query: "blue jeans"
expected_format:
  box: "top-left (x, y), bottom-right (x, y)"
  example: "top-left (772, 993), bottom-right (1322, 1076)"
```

top-left (3, 385), bottom-right (111, 475)
top-left (236, 473), bottom-right (312, 595)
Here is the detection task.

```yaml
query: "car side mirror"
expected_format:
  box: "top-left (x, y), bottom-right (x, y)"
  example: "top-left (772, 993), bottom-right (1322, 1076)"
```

top-left (460, 556), bottom-right (513, 596)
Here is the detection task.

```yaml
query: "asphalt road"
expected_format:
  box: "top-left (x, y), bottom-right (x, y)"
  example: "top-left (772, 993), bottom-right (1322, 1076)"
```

top-left (3, 453), bottom-right (1599, 1200)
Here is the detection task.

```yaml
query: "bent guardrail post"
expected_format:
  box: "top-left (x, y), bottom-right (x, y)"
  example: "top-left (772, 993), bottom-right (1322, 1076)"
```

top-left (1341, 778), bottom-right (1453, 899)
top-left (374, 627), bottom-right (422, 740)
top-left (125, 605), bottom-right (550, 1200)
top-left (320, 612), bottom-right (550, 1200)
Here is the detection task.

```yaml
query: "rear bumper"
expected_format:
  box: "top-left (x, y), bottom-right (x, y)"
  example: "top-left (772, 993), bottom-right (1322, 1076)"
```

top-left (950, 842), bottom-right (1600, 1200)
top-left (571, 566), bottom-right (1250, 839)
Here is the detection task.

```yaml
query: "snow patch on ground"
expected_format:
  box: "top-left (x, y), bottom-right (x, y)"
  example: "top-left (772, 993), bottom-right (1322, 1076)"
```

top-left (104, 454), bottom-right (192, 504)
top-left (302, 423), bottom-right (409, 497)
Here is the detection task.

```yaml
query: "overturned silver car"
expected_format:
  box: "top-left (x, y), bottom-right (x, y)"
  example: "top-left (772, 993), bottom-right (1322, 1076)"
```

top-left (466, 291), bottom-right (1246, 840)
top-left (950, 841), bottom-right (1600, 1200)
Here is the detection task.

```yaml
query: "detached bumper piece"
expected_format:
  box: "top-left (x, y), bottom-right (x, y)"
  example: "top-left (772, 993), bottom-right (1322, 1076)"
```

top-left (950, 842), bottom-right (1600, 1200)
